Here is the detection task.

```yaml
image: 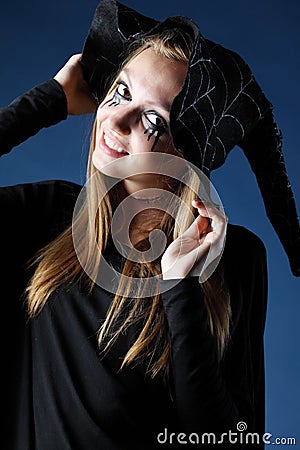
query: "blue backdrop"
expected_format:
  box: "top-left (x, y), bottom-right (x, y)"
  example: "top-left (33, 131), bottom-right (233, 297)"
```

top-left (0, 0), bottom-right (299, 444)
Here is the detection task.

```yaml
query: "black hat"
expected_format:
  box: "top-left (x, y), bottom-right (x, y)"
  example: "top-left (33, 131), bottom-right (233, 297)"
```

top-left (81, 0), bottom-right (300, 276)
top-left (81, 0), bottom-right (271, 174)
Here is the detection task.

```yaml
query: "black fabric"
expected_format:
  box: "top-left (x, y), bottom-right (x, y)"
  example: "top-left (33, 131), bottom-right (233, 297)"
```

top-left (1, 180), bottom-right (267, 450)
top-left (0, 79), bottom-right (268, 449)
top-left (80, 0), bottom-right (300, 277)
top-left (0, 79), bottom-right (68, 155)
top-left (239, 112), bottom-right (300, 278)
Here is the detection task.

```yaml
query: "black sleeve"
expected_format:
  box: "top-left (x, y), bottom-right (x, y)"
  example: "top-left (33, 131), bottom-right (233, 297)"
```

top-left (239, 111), bottom-right (300, 277)
top-left (0, 180), bottom-right (80, 323)
top-left (221, 225), bottom-right (268, 440)
top-left (0, 180), bottom-right (79, 270)
top-left (0, 180), bottom-right (80, 450)
top-left (0, 79), bottom-right (68, 155)
top-left (159, 227), bottom-right (267, 445)
top-left (160, 278), bottom-right (239, 435)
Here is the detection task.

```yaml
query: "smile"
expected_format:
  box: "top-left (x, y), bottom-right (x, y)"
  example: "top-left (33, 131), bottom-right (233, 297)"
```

top-left (104, 133), bottom-right (128, 155)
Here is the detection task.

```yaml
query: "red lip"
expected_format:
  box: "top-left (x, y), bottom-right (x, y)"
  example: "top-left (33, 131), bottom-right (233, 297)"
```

top-left (99, 131), bottom-right (129, 159)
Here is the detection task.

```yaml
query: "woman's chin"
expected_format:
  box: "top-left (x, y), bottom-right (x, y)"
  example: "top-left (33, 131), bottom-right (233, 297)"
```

top-left (91, 149), bottom-right (122, 174)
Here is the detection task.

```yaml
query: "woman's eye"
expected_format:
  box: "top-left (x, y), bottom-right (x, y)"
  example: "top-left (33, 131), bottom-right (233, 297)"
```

top-left (115, 82), bottom-right (131, 100)
top-left (144, 112), bottom-right (167, 132)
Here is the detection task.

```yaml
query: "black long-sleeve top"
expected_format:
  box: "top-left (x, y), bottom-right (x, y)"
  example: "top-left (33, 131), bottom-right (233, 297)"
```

top-left (1, 80), bottom-right (267, 449)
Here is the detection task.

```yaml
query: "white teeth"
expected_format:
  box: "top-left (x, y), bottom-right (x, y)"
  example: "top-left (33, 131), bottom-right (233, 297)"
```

top-left (104, 134), bottom-right (127, 154)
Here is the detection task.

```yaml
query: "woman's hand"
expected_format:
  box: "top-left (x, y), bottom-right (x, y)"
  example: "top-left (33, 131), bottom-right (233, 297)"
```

top-left (54, 54), bottom-right (98, 115)
top-left (161, 199), bottom-right (227, 280)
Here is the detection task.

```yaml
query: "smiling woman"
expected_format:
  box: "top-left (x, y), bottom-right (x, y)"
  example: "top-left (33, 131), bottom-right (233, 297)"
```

top-left (92, 45), bottom-right (187, 178)
top-left (0, 1), bottom-right (299, 450)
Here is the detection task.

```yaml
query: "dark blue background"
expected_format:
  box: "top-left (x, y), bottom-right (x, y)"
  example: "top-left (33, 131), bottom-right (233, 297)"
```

top-left (0, 0), bottom-right (299, 443)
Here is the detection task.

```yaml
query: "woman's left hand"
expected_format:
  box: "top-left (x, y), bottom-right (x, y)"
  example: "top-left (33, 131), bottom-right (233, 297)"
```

top-left (161, 199), bottom-right (227, 280)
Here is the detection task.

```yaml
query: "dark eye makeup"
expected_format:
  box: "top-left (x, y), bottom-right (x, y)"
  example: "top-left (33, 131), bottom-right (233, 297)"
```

top-left (142, 111), bottom-right (168, 141)
top-left (115, 81), bottom-right (131, 101)
top-left (101, 82), bottom-right (131, 107)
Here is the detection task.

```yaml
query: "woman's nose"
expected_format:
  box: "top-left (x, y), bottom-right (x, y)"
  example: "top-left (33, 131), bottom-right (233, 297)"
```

top-left (105, 105), bottom-right (136, 135)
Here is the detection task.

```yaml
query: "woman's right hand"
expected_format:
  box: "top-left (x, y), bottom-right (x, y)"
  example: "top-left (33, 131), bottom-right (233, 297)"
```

top-left (54, 54), bottom-right (98, 115)
top-left (161, 200), bottom-right (227, 280)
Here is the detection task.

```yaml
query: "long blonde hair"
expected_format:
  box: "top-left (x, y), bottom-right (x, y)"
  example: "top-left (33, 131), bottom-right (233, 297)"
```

top-left (27, 29), bottom-right (231, 378)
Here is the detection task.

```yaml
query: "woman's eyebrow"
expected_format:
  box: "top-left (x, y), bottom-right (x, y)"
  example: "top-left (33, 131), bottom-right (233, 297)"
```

top-left (121, 68), bottom-right (171, 113)
top-left (121, 68), bottom-right (131, 84)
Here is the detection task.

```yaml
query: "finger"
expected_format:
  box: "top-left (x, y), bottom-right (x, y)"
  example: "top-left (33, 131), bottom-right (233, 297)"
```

top-left (192, 201), bottom-right (227, 237)
top-left (69, 53), bottom-right (82, 63)
top-left (179, 213), bottom-right (210, 241)
top-left (192, 199), bottom-right (225, 220)
top-left (171, 237), bottom-right (213, 276)
top-left (186, 201), bottom-right (227, 279)
top-left (180, 212), bottom-right (221, 243)
top-left (195, 203), bottom-right (227, 236)
top-left (188, 229), bottom-right (226, 279)
top-left (176, 199), bottom-right (226, 244)
top-left (188, 235), bottom-right (215, 272)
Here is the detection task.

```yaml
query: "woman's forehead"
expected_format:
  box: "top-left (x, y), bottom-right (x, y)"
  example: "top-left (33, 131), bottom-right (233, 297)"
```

top-left (121, 48), bottom-right (187, 107)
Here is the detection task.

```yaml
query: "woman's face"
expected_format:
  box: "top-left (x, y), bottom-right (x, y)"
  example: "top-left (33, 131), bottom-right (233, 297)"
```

top-left (92, 47), bottom-right (187, 194)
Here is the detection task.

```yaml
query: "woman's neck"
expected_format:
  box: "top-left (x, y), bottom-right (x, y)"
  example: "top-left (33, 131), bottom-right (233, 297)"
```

top-left (112, 182), bottom-right (166, 247)
top-left (129, 208), bottom-right (165, 247)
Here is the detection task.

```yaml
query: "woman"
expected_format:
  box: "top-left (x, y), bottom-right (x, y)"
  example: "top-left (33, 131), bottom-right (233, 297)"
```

top-left (1, 31), bottom-right (265, 449)
top-left (0, 3), bottom-right (292, 450)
